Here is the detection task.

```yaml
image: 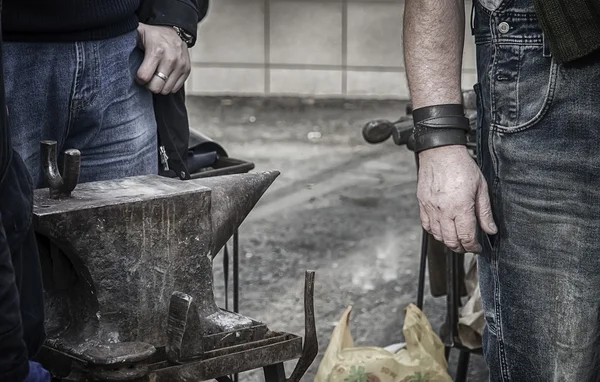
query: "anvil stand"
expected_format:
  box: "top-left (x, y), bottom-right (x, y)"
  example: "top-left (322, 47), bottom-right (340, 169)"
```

top-left (34, 141), bottom-right (318, 382)
top-left (362, 91), bottom-right (481, 382)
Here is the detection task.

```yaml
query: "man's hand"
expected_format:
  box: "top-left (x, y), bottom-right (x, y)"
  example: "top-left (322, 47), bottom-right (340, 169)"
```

top-left (417, 145), bottom-right (497, 253)
top-left (136, 23), bottom-right (191, 95)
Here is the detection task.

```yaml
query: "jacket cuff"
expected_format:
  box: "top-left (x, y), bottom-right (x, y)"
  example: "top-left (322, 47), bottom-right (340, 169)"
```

top-left (142, 0), bottom-right (200, 47)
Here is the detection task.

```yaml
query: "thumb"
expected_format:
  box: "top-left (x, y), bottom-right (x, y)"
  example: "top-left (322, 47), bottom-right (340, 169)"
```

top-left (475, 181), bottom-right (497, 235)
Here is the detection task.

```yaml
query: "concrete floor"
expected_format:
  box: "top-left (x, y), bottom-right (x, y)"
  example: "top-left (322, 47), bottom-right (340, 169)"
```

top-left (186, 96), bottom-right (489, 382)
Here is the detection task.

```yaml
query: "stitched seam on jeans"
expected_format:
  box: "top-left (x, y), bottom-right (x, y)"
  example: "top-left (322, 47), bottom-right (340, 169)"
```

top-left (492, 58), bottom-right (559, 133)
top-left (488, 130), bottom-right (512, 381)
top-left (75, 42), bottom-right (100, 111)
top-left (488, 145), bottom-right (512, 381)
top-left (65, 42), bottom-right (83, 146)
top-left (515, 45), bottom-right (522, 122)
top-left (494, 242), bottom-right (510, 381)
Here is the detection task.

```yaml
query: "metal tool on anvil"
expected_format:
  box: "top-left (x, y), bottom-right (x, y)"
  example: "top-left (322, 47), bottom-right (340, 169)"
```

top-left (33, 141), bottom-right (317, 382)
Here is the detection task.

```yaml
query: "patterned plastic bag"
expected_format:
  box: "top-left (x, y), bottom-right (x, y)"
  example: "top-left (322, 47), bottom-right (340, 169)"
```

top-left (315, 304), bottom-right (452, 382)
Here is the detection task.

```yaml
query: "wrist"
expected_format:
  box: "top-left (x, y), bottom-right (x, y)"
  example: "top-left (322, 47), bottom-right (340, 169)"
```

top-left (418, 144), bottom-right (468, 158)
top-left (172, 26), bottom-right (194, 47)
top-left (412, 104), bottom-right (469, 153)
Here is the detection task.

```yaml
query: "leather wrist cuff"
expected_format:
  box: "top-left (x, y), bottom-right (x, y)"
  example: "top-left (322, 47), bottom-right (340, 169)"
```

top-left (412, 104), bottom-right (469, 153)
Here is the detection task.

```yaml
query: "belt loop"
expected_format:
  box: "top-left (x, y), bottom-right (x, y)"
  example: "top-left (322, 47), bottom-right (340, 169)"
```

top-left (543, 33), bottom-right (552, 58)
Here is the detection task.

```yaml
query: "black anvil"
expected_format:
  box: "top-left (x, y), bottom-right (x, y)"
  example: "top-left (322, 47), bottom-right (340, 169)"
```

top-left (34, 141), bottom-right (317, 382)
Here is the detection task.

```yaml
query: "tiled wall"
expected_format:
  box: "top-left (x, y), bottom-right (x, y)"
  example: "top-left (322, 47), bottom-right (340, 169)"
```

top-left (187, 0), bottom-right (477, 99)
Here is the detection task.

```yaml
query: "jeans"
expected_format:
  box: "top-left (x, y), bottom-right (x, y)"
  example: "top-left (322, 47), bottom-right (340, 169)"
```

top-left (3, 30), bottom-right (158, 187)
top-left (0, 151), bottom-right (45, 382)
top-left (474, 0), bottom-right (600, 380)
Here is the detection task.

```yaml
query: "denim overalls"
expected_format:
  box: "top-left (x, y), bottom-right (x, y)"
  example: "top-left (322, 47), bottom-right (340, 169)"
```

top-left (473, 0), bottom-right (600, 380)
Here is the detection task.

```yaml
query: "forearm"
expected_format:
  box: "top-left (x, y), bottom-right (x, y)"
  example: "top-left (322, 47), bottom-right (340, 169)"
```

top-left (403, 0), bottom-right (465, 109)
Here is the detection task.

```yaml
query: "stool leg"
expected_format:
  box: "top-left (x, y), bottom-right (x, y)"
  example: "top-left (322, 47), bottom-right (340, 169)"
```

top-left (223, 244), bottom-right (229, 310)
top-left (264, 363), bottom-right (286, 382)
top-left (233, 229), bottom-right (239, 313)
top-left (233, 230), bottom-right (240, 382)
top-left (455, 351), bottom-right (470, 382)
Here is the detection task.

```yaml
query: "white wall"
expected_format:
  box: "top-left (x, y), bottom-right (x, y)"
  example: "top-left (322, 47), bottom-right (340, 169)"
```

top-left (187, 0), bottom-right (477, 99)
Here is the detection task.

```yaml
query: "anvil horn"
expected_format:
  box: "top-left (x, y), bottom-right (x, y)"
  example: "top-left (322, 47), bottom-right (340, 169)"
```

top-left (194, 171), bottom-right (280, 258)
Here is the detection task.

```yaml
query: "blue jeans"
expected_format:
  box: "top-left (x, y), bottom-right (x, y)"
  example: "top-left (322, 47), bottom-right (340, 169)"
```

top-left (474, 0), bottom-right (600, 380)
top-left (3, 30), bottom-right (158, 187)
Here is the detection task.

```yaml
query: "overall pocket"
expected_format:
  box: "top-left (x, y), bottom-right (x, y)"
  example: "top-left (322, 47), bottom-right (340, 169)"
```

top-left (491, 44), bottom-right (558, 133)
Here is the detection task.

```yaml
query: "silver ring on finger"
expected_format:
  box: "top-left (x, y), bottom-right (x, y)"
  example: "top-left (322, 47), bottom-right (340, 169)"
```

top-left (154, 71), bottom-right (169, 81)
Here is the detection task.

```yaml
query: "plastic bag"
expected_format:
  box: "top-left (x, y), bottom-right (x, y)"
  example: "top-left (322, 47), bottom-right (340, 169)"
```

top-left (315, 304), bottom-right (452, 382)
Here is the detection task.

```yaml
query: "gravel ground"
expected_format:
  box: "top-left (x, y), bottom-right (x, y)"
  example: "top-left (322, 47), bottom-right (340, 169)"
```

top-left (186, 96), bottom-right (489, 382)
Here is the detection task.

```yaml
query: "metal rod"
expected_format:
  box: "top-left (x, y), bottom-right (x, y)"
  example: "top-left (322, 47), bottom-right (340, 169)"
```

top-left (286, 271), bottom-right (318, 382)
top-left (413, 152), bottom-right (429, 311)
top-left (455, 351), bottom-right (471, 382)
top-left (264, 363), bottom-right (286, 382)
top-left (450, 250), bottom-right (461, 341)
top-left (223, 244), bottom-right (229, 310)
top-left (233, 229), bottom-right (239, 382)
top-left (445, 248), bottom-right (457, 348)
top-left (416, 228), bottom-right (428, 310)
top-left (233, 229), bottom-right (239, 314)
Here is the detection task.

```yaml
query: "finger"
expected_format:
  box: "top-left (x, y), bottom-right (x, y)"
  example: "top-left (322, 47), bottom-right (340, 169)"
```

top-left (440, 216), bottom-right (465, 253)
top-left (160, 66), bottom-right (183, 95)
top-left (430, 218), bottom-right (443, 243)
top-left (137, 48), bottom-right (162, 85)
top-left (418, 202), bottom-right (431, 233)
top-left (171, 73), bottom-right (188, 94)
top-left (166, 50), bottom-right (190, 94)
top-left (147, 62), bottom-right (176, 94)
top-left (475, 180), bottom-right (498, 235)
top-left (146, 74), bottom-right (168, 94)
top-left (455, 214), bottom-right (481, 253)
top-left (136, 24), bottom-right (145, 50)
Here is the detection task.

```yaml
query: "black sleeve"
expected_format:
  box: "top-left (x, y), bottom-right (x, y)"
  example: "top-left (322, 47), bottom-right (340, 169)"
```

top-left (137, 0), bottom-right (210, 48)
top-left (0, 210), bottom-right (30, 382)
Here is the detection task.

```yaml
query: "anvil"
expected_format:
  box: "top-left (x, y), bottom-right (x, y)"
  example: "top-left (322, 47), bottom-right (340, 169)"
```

top-left (34, 141), bottom-right (317, 382)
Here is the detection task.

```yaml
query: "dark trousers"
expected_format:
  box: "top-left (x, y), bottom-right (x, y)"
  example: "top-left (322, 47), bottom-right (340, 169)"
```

top-left (0, 151), bottom-right (46, 382)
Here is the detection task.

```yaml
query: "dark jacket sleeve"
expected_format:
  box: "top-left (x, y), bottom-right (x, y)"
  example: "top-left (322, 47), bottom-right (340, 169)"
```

top-left (137, 0), bottom-right (210, 48)
top-left (0, 212), bottom-right (29, 382)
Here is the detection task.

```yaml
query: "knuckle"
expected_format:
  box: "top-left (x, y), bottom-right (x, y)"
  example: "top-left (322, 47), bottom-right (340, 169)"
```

top-left (138, 74), bottom-right (150, 82)
top-left (448, 245), bottom-right (465, 254)
top-left (152, 46), bottom-right (165, 57)
top-left (164, 54), bottom-right (177, 65)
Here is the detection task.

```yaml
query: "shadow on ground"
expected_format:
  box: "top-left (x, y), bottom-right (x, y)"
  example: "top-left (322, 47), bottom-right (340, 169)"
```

top-left (186, 96), bottom-right (489, 382)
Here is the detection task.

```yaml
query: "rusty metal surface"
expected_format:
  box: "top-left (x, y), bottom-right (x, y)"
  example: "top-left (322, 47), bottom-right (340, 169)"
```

top-left (34, 152), bottom-right (282, 371)
top-left (149, 336), bottom-right (303, 381)
top-left (34, 142), bottom-right (319, 381)
top-left (285, 271), bottom-right (317, 382)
